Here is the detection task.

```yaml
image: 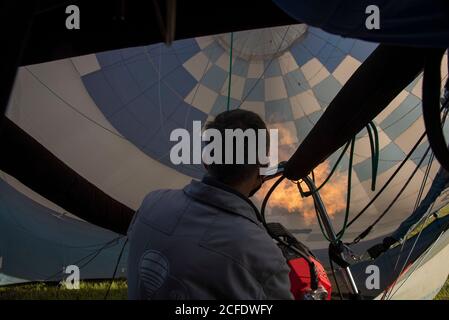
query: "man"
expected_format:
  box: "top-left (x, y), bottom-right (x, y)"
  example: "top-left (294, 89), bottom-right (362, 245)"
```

top-left (127, 109), bottom-right (293, 300)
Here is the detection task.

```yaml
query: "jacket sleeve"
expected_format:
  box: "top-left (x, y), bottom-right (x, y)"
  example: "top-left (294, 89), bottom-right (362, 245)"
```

top-left (260, 261), bottom-right (294, 300)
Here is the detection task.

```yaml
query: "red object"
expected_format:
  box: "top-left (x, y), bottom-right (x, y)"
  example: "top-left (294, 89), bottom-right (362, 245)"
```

top-left (288, 256), bottom-right (332, 300)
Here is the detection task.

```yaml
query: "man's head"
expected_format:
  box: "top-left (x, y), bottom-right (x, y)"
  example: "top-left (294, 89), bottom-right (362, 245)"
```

top-left (203, 109), bottom-right (269, 197)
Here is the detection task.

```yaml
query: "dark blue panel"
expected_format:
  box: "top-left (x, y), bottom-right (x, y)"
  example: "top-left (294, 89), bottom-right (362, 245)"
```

top-left (96, 50), bottom-right (122, 68)
top-left (243, 78), bottom-right (265, 101)
top-left (354, 142), bottom-right (406, 181)
top-left (232, 58), bottom-right (249, 77)
top-left (82, 71), bottom-right (122, 118)
top-left (147, 44), bottom-right (183, 78)
top-left (290, 43), bottom-right (313, 66)
top-left (102, 65), bottom-right (142, 105)
top-left (316, 43), bottom-right (346, 73)
top-left (284, 69), bottom-right (309, 96)
top-left (335, 37), bottom-right (356, 54)
top-left (143, 117), bottom-right (206, 179)
top-left (110, 109), bottom-right (155, 147)
top-left (171, 38), bottom-right (201, 64)
top-left (265, 99), bottom-right (293, 123)
top-left (325, 34), bottom-right (343, 48)
top-left (125, 56), bottom-right (159, 90)
top-left (383, 106), bottom-right (422, 141)
top-left (350, 40), bottom-right (378, 62)
top-left (380, 95), bottom-right (421, 132)
top-left (126, 94), bottom-right (162, 137)
top-left (170, 101), bottom-right (207, 129)
top-left (301, 32), bottom-right (327, 56)
top-left (145, 82), bottom-right (184, 120)
top-left (309, 27), bottom-right (333, 42)
top-left (411, 142), bottom-right (432, 168)
top-left (294, 116), bottom-right (315, 144)
top-left (312, 75), bottom-right (342, 106)
top-left (265, 59), bottom-right (282, 78)
top-left (328, 147), bottom-right (350, 171)
top-left (121, 46), bottom-right (145, 60)
top-left (163, 66), bottom-right (198, 97)
top-left (201, 65), bottom-right (228, 92)
top-left (143, 119), bottom-right (179, 155)
top-left (202, 42), bottom-right (225, 63)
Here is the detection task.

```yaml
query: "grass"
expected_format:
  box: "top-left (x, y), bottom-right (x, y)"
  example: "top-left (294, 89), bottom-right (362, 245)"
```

top-left (0, 277), bottom-right (448, 300)
top-left (0, 279), bottom-right (127, 300)
top-left (399, 206), bottom-right (449, 241)
top-left (435, 276), bottom-right (449, 300)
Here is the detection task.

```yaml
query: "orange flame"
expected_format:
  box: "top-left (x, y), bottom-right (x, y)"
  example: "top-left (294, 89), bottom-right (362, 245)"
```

top-left (255, 161), bottom-right (347, 225)
top-left (256, 124), bottom-right (347, 224)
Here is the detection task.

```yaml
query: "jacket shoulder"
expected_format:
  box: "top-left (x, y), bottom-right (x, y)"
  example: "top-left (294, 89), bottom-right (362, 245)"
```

top-left (134, 189), bottom-right (190, 234)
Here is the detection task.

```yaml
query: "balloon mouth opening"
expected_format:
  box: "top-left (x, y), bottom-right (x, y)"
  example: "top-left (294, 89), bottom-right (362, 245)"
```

top-left (215, 24), bottom-right (308, 61)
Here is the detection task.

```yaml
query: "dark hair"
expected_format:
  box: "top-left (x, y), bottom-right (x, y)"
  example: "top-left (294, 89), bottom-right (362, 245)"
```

top-left (203, 109), bottom-right (268, 185)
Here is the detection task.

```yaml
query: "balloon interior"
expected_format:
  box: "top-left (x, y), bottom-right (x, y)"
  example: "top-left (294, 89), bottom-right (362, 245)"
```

top-left (1, 19), bottom-right (449, 300)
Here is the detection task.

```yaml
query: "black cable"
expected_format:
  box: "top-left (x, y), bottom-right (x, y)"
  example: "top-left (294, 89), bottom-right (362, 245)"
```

top-left (42, 236), bottom-right (124, 295)
top-left (43, 236), bottom-right (124, 282)
top-left (422, 49), bottom-right (449, 173)
top-left (328, 253), bottom-right (343, 300)
top-left (260, 175), bottom-right (323, 292)
top-left (351, 145), bottom-right (432, 244)
top-left (302, 141), bottom-right (350, 197)
top-left (260, 176), bottom-right (285, 224)
top-left (33, 0), bottom-right (80, 15)
top-left (413, 153), bottom-right (435, 213)
top-left (348, 106), bottom-right (449, 243)
top-left (104, 238), bottom-right (128, 300)
top-left (338, 131), bottom-right (427, 236)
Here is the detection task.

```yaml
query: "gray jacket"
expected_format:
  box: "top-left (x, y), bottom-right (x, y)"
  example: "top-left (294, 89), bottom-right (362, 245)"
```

top-left (127, 177), bottom-right (293, 300)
